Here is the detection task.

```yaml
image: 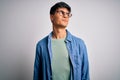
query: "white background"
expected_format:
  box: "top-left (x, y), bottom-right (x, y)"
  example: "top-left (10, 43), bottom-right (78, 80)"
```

top-left (0, 0), bottom-right (120, 80)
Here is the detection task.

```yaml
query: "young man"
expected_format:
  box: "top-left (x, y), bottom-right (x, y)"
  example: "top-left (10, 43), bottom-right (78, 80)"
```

top-left (34, 2), bottom-right (90, 80)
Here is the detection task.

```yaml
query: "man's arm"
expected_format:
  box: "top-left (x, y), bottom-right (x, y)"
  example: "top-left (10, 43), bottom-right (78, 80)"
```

top-left (81, 41), bottom-right (90, 80)
top-left (33, 44), bottom-right (43, 80)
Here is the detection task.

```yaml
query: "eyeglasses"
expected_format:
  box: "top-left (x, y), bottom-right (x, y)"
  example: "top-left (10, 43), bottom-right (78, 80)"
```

top-left (56, 10), bottom-right (72, 18)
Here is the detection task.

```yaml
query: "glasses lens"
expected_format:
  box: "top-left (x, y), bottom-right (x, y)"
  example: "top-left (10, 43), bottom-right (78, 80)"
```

top-left (56, 10), bottom-right (72, 18)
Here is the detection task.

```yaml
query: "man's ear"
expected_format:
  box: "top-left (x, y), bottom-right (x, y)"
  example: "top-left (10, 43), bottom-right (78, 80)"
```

top-left (50, 15), bottom-right (54, 22)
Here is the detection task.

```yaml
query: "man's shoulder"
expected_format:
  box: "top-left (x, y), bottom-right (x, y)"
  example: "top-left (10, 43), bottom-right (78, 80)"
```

top-left (71, 34), bottom-right (86, 49)
top-left (67, 30), bottom-right (84, 43)
top-left (71, 34), bottom-right (84, 43)
top-left (36, 35), bottom-right (49, 46)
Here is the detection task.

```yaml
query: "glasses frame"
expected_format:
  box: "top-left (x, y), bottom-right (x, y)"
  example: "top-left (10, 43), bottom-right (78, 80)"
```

top-left (56, 10), bottom-right (72, 18)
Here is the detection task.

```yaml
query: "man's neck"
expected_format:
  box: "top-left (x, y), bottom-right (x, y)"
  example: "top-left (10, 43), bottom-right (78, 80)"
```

top-left (52, 27), bottom-right (66, 39)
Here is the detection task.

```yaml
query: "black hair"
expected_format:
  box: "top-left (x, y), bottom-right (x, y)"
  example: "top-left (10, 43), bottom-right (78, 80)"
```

top-left (50, 2), bottom-right (71, 15)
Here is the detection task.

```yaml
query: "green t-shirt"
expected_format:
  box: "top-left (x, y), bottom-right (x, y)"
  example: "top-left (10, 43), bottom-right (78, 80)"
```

top-left (51, 38), bottom-right (70, 80)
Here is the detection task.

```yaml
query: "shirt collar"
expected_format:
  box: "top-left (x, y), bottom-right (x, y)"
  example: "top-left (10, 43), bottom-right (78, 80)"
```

top-left (65, 29), bottom-right (72, 42)
top-left (48, 29), bottom-right (72, 42)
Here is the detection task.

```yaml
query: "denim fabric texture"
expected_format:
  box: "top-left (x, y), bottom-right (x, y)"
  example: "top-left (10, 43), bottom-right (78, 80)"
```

top-left (34, 30), bottom-right (90, 80)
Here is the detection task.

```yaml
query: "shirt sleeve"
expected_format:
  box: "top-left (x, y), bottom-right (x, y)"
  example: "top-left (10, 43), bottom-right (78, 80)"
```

top-left (33, 43), bottom-right (43, 80)
top-left (81, 41), bottom-right (90, 80)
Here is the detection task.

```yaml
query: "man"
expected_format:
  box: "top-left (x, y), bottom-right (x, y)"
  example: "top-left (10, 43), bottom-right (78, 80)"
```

top-left (34, 2), bottom-right (90, 80)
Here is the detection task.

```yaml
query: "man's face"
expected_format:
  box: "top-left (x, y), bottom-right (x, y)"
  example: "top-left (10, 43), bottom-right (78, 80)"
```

top-left (50, 8), bottom-right (71, 28)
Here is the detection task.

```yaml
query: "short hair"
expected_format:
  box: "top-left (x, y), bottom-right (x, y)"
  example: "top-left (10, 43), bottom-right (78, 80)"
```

top-left (50, 2), bottom-right (71, 15)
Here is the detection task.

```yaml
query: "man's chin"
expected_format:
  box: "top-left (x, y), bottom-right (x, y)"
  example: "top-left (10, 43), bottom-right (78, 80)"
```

top-left (61, 24), bottom-right (68, 28)
top-left (56, 24), bottom-right (67, 28)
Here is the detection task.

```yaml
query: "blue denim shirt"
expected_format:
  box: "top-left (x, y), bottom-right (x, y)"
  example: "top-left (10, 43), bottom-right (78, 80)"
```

top-left (34, 30), bottom-right (90, 80)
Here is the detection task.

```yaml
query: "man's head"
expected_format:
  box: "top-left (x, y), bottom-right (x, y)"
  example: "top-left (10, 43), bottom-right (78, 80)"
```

top-left (50, 2), bottom-right (72, 28)
top-left (50, 2), bottom-right (71, 15)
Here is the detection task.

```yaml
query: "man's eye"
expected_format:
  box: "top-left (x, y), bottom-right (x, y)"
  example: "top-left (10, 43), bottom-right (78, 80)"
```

top-left (61, 11), bottom-right (64, 14)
